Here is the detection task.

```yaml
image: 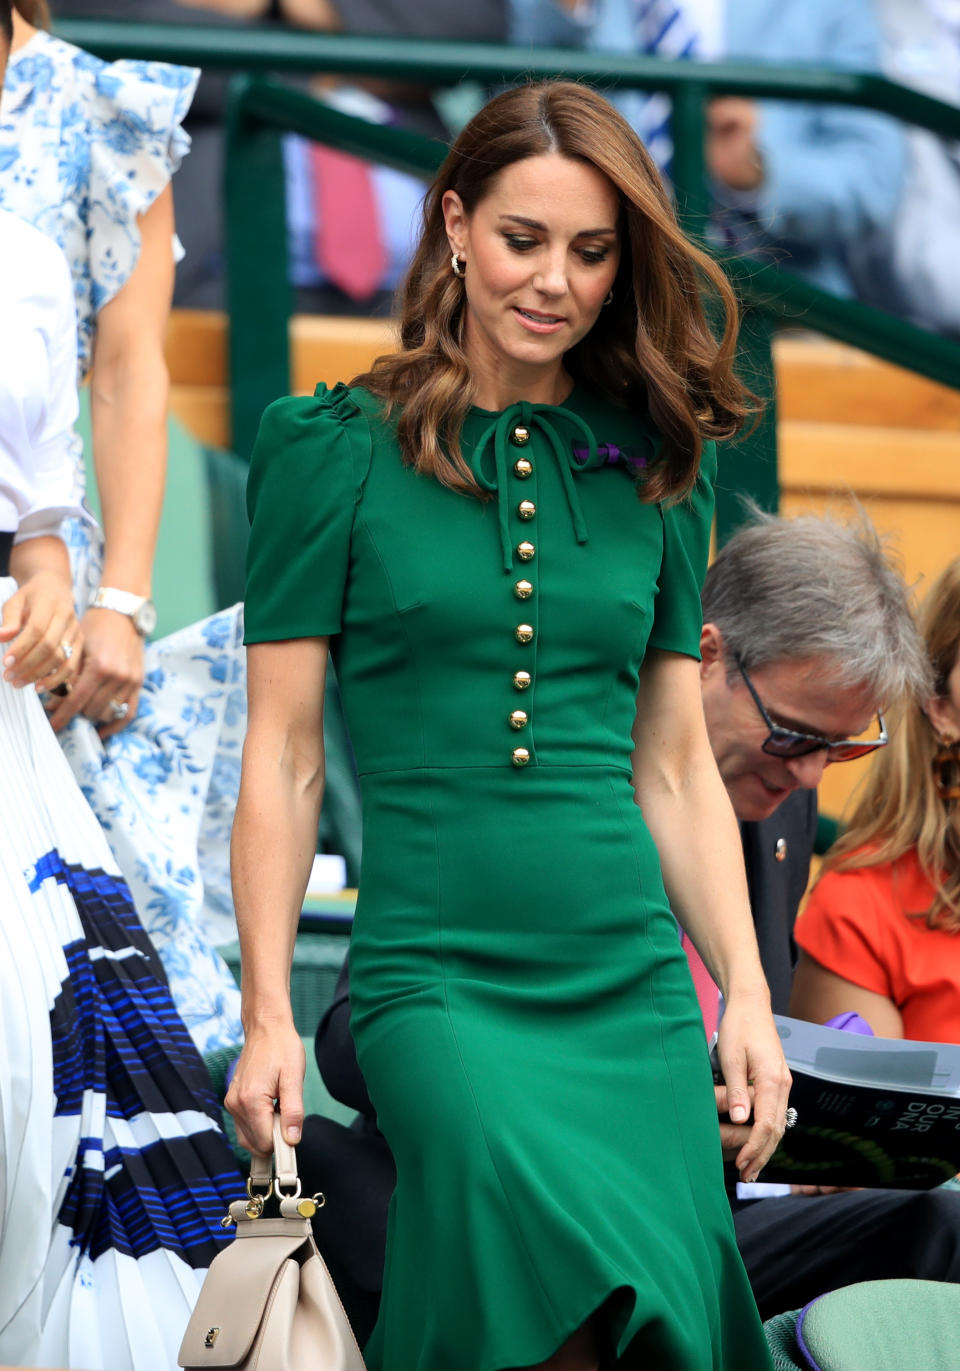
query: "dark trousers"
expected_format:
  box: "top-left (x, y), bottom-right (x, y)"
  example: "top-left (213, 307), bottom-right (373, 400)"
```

top-left (733, 1187), bottom-right (960, 1320)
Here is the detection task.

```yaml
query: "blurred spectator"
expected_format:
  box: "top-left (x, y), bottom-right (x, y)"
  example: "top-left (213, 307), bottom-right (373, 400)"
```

top-left (849, 0), bottom-right (960, 336)
top-left (178, 0), bottom-right (507, 42)
top-left (56, 1), bottom-right (506, 310)
top-left (510, 0), bottom-right (906, 298)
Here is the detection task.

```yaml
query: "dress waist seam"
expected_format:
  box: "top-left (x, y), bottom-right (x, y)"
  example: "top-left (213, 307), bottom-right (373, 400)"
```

top-left (357, 762), bottom-right (634, 779)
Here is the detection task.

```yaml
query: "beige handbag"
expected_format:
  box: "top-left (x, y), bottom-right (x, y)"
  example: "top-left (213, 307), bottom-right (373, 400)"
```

top-left (179, 1117), bottom-right (367, 1371)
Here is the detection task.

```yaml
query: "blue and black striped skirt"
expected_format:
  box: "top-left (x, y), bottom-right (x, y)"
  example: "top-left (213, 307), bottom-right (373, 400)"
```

top-left (0, 580), bottom-right (243, 1370)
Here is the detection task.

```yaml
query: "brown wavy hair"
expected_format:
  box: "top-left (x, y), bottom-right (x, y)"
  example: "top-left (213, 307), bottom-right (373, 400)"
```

top-left (353, 80), bottom-right (753, 504)
top-left (821, 556), bottom-right (960, 930)
top-left (13, 0), bottom-right (49, 26)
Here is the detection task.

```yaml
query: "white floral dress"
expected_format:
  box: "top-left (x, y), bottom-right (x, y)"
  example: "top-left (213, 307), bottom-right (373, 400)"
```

top-left (0, 31), bottom-right (244, 1054)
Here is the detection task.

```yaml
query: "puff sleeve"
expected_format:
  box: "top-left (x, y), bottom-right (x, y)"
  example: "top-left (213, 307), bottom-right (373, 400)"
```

top-left (646, 441), bottom-right (717, 659)
top-left (244, 386), bottom-right (366, 644)
top-left (85, 56), bottom-right (199, 311)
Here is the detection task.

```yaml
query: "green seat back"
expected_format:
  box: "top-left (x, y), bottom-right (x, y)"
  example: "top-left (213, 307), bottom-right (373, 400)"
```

top-left (798, 1279), bottom-right (960, 1371)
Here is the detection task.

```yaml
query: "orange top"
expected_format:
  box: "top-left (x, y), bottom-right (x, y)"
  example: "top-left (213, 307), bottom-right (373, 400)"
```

top-left (796, 848), bottom-right (960, 1043)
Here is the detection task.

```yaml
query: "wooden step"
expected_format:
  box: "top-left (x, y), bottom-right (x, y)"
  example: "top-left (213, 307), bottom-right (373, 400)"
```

top-left (774, 337), bottom-right (960, 430)
top-left (166, 309), bottom-right (395, 391)
top-left (167, 313), bottom-right (960, 437)
top-left (780, 422), bottom-right (960, 499)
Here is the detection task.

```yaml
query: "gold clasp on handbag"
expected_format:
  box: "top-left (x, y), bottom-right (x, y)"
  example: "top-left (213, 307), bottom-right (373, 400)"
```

top-left (295, 1192), bottom-right (326, 1219)
top-left (243, 1175), bottom-right (273, 1219)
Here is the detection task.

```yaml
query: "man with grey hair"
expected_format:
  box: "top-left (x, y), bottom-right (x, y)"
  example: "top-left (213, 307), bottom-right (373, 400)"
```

top-left (699, 508), bottom-right (931, 1014)
top-left (703, 511), bottom-right (960, 1320)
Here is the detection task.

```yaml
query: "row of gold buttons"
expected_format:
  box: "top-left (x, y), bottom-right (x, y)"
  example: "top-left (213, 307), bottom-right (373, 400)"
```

top-left (511, 427), bottom-right (535, 767)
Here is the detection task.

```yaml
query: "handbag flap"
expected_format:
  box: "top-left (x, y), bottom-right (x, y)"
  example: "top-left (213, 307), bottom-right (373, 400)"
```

top-left (179, 1226), bottom-right (313, 1368)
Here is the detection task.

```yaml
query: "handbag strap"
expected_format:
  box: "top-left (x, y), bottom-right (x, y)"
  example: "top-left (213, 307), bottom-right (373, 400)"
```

top-left (249, 1116), bottom-right (300, 1194)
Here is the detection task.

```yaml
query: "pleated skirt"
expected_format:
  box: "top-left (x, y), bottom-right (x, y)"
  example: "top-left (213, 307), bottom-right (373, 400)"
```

top-left (0, 581), bottom-right (243, 1370)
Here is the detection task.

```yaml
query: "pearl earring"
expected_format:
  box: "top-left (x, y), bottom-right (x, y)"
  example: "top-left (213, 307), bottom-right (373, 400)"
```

top-left (451, 253), bottom-right (466, 279)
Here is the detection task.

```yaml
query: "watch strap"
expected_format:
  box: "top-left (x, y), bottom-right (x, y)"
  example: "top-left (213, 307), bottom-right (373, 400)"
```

top-left (90, 587), bottom-right (149, 617)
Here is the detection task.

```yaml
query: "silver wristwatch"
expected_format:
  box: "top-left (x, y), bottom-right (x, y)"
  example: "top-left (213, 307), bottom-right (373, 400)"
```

top-left (89, 586), bottom-right (158, 637)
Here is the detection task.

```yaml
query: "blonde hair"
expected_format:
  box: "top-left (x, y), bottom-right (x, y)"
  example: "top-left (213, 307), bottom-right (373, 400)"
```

top-left (14, 0), bottom-right (50, 26)
top-left (822, 556), bottom-right (960, 929)
top-left (354, 81), bottom-right (754, 505)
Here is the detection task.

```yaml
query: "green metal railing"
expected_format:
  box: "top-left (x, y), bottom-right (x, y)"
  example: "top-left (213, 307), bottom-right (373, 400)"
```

top-left (57, 20), bottom-right (960, 542)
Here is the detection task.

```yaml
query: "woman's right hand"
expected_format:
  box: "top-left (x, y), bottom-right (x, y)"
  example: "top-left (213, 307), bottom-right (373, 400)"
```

top-left (0, 570), bottom-right (82, 692)
top-left (225, 1016), bottom-right (306, 1157)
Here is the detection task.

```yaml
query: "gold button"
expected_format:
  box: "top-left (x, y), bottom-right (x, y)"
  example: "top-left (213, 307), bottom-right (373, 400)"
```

top-left (514, 579), bottom-right (534, 601)
top-left (518, 500), bottom-right (536, 521)
top-left (509, 710), bottom-right (528, 730)
top-left (517, 541), bottom-right (535, 562)
top-left (513, 670), bottom-right (532, 691)
top-left (511, 747), bottom-right (530, 767)
top-left (510, 425), bottom-right (530, 447)
top-left (515, 624), bottom-right (534, 644)
top-left (513, 457), bottom-right (533, 479)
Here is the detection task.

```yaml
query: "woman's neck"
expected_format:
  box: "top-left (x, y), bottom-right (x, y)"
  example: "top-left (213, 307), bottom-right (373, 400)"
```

top-left (469, 356), bottom-right (574, 413)
top-left (11, 12), bottom-right (38, 53)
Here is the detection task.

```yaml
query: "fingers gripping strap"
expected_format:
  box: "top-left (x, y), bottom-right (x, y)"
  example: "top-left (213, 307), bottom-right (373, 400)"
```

top-left (248, 1117), bottom-right (300, 1192)
top-left (273, 1116), bottom-right (299, 1190)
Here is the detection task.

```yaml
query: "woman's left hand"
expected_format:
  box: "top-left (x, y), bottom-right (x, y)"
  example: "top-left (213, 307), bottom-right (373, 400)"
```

top-left (0, 572), bottom-right (83, 691)
top-left (45, 607), bottom-right (144, 736)
top-left (715, 992), bottom-right (792, 1184)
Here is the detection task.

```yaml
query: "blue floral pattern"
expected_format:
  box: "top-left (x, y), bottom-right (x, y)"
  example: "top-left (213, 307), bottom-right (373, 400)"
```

top-left (1, 33), bottom-right (244, 1054)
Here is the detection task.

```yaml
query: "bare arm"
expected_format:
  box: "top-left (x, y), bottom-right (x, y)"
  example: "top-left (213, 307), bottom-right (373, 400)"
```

top-left (47, 187), bottom-right (174, 736)
top-left (225, 637), bottom-right (330, 1154)
top-left (789, 950), bottom-right (905, 1038)
top-left (632, 648), bottom-right (791, 1181)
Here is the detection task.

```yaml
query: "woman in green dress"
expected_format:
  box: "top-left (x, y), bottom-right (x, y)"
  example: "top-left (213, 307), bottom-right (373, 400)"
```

top-left (227, 81), bottom-right (791, 1370)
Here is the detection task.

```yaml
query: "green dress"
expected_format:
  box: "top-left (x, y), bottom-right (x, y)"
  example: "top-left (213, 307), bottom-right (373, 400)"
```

top-left (244, 382), bottom-right (773, 1371)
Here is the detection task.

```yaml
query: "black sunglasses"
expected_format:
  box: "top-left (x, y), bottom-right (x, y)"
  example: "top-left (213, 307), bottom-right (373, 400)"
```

top-left (734, 655), bottom-right (888, 763)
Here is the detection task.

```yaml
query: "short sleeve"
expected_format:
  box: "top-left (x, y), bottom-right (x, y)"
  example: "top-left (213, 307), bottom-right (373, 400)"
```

top-left (244, 386), bottom-right (366, 645)
top-left (85, 54), bottom-right (199, 313)
top-left (646, 440), bottom-right (717, 659)
top-left (795, 869), bottom-right (894, 999)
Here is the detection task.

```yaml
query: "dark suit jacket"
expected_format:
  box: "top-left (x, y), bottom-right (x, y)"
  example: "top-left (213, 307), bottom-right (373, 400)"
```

top-left (740, 787), bottom-right (819, 1015)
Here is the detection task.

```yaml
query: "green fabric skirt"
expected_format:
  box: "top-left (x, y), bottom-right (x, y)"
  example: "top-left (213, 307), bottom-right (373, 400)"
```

top-left (349, 766), bottom-right (772, 1371)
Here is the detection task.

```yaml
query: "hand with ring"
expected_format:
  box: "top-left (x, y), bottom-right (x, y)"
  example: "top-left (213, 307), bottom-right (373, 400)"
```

top-left (105, 698), bottom-right (130, 723)
top-left (0, 570), bottom-right (83, 692)
top-left (45, 603), bottom-right (144, 737)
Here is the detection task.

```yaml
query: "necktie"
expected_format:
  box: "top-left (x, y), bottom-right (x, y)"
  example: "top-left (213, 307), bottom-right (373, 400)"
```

top-left (630, 0), bottom-right (701, 174)
top-left (309, 143), bottom-right (387, 302)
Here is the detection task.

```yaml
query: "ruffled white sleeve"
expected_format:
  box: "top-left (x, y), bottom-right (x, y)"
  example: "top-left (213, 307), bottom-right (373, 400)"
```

top-left (85, 57), bottom-right (200, 312)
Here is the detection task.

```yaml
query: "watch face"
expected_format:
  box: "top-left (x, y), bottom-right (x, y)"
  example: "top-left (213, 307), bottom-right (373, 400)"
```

top-left (133, 599), bottom-right (158, 636)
